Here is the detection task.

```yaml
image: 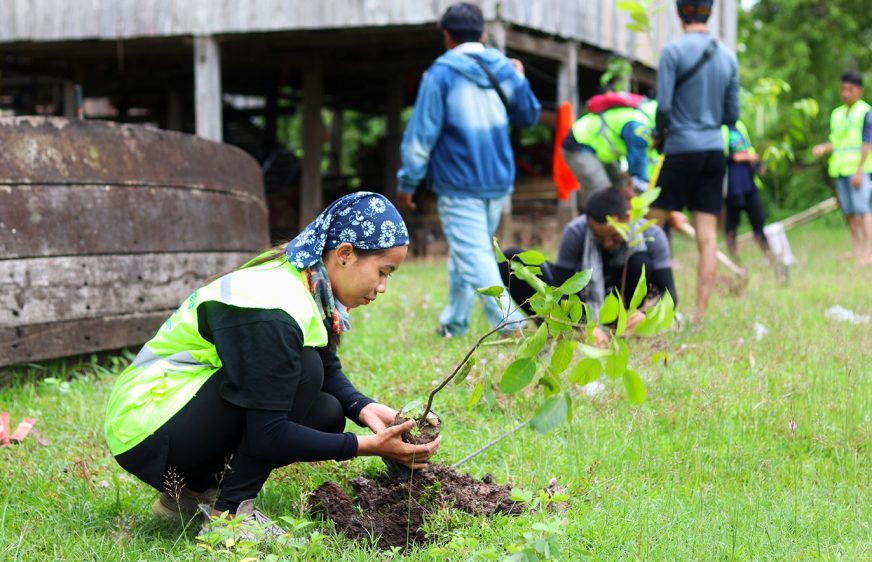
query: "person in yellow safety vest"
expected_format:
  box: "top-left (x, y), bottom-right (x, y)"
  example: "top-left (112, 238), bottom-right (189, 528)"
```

top-left (104, 192), bottom-right (440, 539)
top-left (639, 97), bottom-right (661, 181)
top-left (722, 120), bottom-right (771, 259)
top-left (813, 71), bottom-right (872, 267)
top-left (561, 102), bottom-right (652, 211)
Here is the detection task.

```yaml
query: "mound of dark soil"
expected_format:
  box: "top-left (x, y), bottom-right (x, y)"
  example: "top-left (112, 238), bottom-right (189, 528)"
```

top-left (309, 464), bottom-right (522, 549)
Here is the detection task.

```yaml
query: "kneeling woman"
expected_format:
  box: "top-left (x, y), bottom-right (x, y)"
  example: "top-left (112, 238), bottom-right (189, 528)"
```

top-left (105, 192), bottom-right (439, 531)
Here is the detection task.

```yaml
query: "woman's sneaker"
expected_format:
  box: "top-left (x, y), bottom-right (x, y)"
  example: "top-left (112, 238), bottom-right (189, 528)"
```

top-left (152, 487), bottom-right (218, 520)
top-left (199, 499), bottom-right (286, 542)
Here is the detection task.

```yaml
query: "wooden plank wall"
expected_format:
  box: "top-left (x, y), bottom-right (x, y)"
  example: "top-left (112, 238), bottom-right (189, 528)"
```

top-left (0, 0), bottom-right (498, 40)
top-left (0, 0), bottom-right (737, 58)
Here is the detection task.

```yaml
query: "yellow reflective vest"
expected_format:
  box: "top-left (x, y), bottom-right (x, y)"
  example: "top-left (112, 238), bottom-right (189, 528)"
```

top-left (570, 107), bottom-right (650, 164)
top-left (104, 258), bottom-right (328, 455)
top-left (828, 99), bottom-right (872, 178)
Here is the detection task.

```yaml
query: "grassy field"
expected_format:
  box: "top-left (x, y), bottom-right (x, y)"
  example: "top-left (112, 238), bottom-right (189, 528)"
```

top-left (1, 217), bottom-right (870, 560)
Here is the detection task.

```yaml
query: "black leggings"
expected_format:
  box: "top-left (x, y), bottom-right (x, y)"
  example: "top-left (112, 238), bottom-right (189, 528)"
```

top-left (498, 248), bottom-right (653, 316)
top-left (115, 348), bottom-right (344, 512)
top-left (725, 190), bottom-right (766, 238)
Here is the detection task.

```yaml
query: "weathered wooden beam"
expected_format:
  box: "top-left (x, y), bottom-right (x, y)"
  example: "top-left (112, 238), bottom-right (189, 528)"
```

top-left (0, 311), bottom-right (170, 367)
top-left (504, 28), bottom-right (565, 61)
top-left (327, 108), bottom-right (343, 177)
top-left (194, 35), bottom-right (222, 141)
top-left (300, 60), bottom-right (324, 229)
top-left (383, 75), bottom-right (403, 202)
top-left (557, 41), bottom-right (578, 109)
top-left (0, 252), bottom-right (252, 327)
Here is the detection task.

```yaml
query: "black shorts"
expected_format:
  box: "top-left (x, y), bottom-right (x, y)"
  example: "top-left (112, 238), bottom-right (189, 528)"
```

top-left (654, 150), bottom-right (726, 215)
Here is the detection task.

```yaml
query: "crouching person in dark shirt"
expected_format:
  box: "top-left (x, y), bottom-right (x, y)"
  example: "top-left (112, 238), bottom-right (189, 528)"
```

top-left (499, 188), bottom-right (678, 347)
top-left (105, 192), bottom-right (439, 539)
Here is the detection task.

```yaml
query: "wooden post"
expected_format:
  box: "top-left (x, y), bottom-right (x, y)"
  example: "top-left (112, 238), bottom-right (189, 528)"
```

top-left (264, 89), bottom-right (278, 152)
top-left (300, 61), bottom-right (324, 230)
top-left (487, 19), bottom-right (512, 243)
top-left (62, 81), bottom-right (77, 119)
top-left (557, 41), bottom-right (579, 225)
top-left (194, 35), bottom-right (222, 142)
top-left (167, 92), bottom-right (182, 131)
top-left (383, 75), bottom-right (403, 201)
top-left (328, 108), bottom-right (343, 177)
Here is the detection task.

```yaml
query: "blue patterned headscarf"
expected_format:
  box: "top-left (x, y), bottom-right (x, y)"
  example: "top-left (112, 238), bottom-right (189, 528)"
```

top-left (286, 191), bottom-right (409, 269)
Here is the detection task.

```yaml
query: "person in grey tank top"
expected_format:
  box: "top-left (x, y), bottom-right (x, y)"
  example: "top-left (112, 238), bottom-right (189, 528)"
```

top-left (649, 0), bottom-right (739, 324)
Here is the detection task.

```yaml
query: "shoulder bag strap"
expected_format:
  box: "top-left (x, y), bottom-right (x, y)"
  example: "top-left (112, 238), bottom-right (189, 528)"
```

top-left (674, 38), bottom-right (718, 91)
top-left (466, 54), bottom-right (510, 112)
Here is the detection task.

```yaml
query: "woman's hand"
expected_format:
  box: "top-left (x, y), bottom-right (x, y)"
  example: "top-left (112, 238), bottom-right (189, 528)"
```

top-left (358, 403), bottom-right (399, 433)
top-left (357, 421), bottom-right (441, 469)
top-left (592, 326), bottom-right (610, 348)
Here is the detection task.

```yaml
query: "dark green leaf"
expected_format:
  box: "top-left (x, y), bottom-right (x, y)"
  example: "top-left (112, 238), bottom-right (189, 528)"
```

top-left (530, 394), bottom-right (568, 433)
top-left (537, 373), bottom-right (561, 396)
top-left (455, 359), bottom-right (474, 384)
top-left (475, 285), bottom-right (505, 297)
top-left (500, 358), bottom-right (537, 394)
top-left (557, 269), bottom-right (592, 295)
top-left (546, 317), bottom-right (571, 333)
top-left (569, 357), bottom-right (602, 385)
top-left (517, 250), bottom-right (547, 266)
top-left (518, 323), bottom-right (548, 359)
top-left (623, 369), bottom-right (646, 404)
top-left (629, 264), bottom-right (647, 310)
top-left (605, 338), bottom-right (629, 379)
top-left (599, 293), bottom-right (620, 325)
top-left (548, 338), bottom-right (576, 376)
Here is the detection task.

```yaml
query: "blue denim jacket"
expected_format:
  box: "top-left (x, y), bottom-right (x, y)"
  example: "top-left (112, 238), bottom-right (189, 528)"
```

top-left (397, 45), bottom-right (541, 199)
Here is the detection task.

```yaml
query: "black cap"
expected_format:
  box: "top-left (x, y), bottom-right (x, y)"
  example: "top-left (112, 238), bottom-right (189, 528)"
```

top-left (841, 71), bottom-right (863, 87)
top-left (676, 0), bottom-right (714, 23)
top-left (440, 2), bottom-right (484, 43)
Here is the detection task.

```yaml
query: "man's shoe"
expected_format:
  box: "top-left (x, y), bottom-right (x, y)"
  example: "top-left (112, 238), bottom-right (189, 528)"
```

top-left (152, 487), bottom-right (218, 520)
top-left (438, 325), bottom-right (454, 338)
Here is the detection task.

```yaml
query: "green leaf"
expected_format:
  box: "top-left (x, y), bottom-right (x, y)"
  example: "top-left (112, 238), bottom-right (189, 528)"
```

top-left (493, 237), bottom-right (506, 263)
top-left (500, 358), bottom-right (537, 394)
top-left (569, 357), bottom-right (602, 385)
top-left (482, 372), bottom-right (496, 405)
top-left (557, 269), bottom-right (592, 295)
top-left (511, 261), bottom-right (548, 293)
top-left (537, 372), bottom-right (561, 396)
top-left (623, 369), bottom-right (646, 404)
top-left (530, 394), bottom-right (569, 433)
top-left (629, 264), bottom-right (648, 311)
top-left (599, 293), bottom-right (620, 325)
top-left (627, 22), bottom-right (648, 32)
top-left (650, 351), bottom-right (671, 365)
top-left (455, 359), bottom-right (474, 384)
top-left (616, 305), bottom-right (628, 337)
top-left (475, 285), bottom-right (505, 297)
top-left (604, 338), bottom-right (629, 379)
top-left (546, 317), bottom-right (571, 333)
top-left (509, 487), bottom-right (534, 503)
top-left (579, 343), bottom-right (612, 359)
top-left (634, 187), bottom-right (661, 209)
top-left (467, 381), bottom-right (484, 408)
top-left (400, 399), bottom-right (423, 416)
top-left (517, 250), bottom-right (547, 266)
top-left (548, 338), bottom-right (576, 376)
top-left (518, 322), bottom-right (548, 359)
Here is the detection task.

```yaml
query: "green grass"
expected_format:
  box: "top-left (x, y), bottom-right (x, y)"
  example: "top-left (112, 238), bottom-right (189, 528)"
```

top-left (1, 218), bottom-right (870, 560)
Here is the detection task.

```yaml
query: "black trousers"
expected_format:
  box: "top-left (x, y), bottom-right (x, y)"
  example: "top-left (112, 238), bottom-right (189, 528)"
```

top-left (115, 348), bottom-right (344, 512)
top-left (499, 247), bottom-right (652, 316)
top-left (725, 189), bottom-right (767, 238)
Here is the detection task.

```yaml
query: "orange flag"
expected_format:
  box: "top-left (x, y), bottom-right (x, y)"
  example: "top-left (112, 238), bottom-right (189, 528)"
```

top-left (553, 101), bottom-right (580, 201)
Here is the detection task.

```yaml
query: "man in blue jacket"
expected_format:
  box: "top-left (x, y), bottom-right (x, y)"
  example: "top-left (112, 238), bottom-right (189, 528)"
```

top-left (396, 2), bottom-right (541, 337)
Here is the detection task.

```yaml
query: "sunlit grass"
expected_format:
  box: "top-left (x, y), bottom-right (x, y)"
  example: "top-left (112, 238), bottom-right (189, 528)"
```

top-left (1, 217), bottom-right (869, 560)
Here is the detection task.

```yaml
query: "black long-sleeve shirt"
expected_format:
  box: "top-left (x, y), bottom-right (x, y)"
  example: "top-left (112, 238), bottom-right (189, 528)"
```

top-left (197, 302), bottom-right (374, 464)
